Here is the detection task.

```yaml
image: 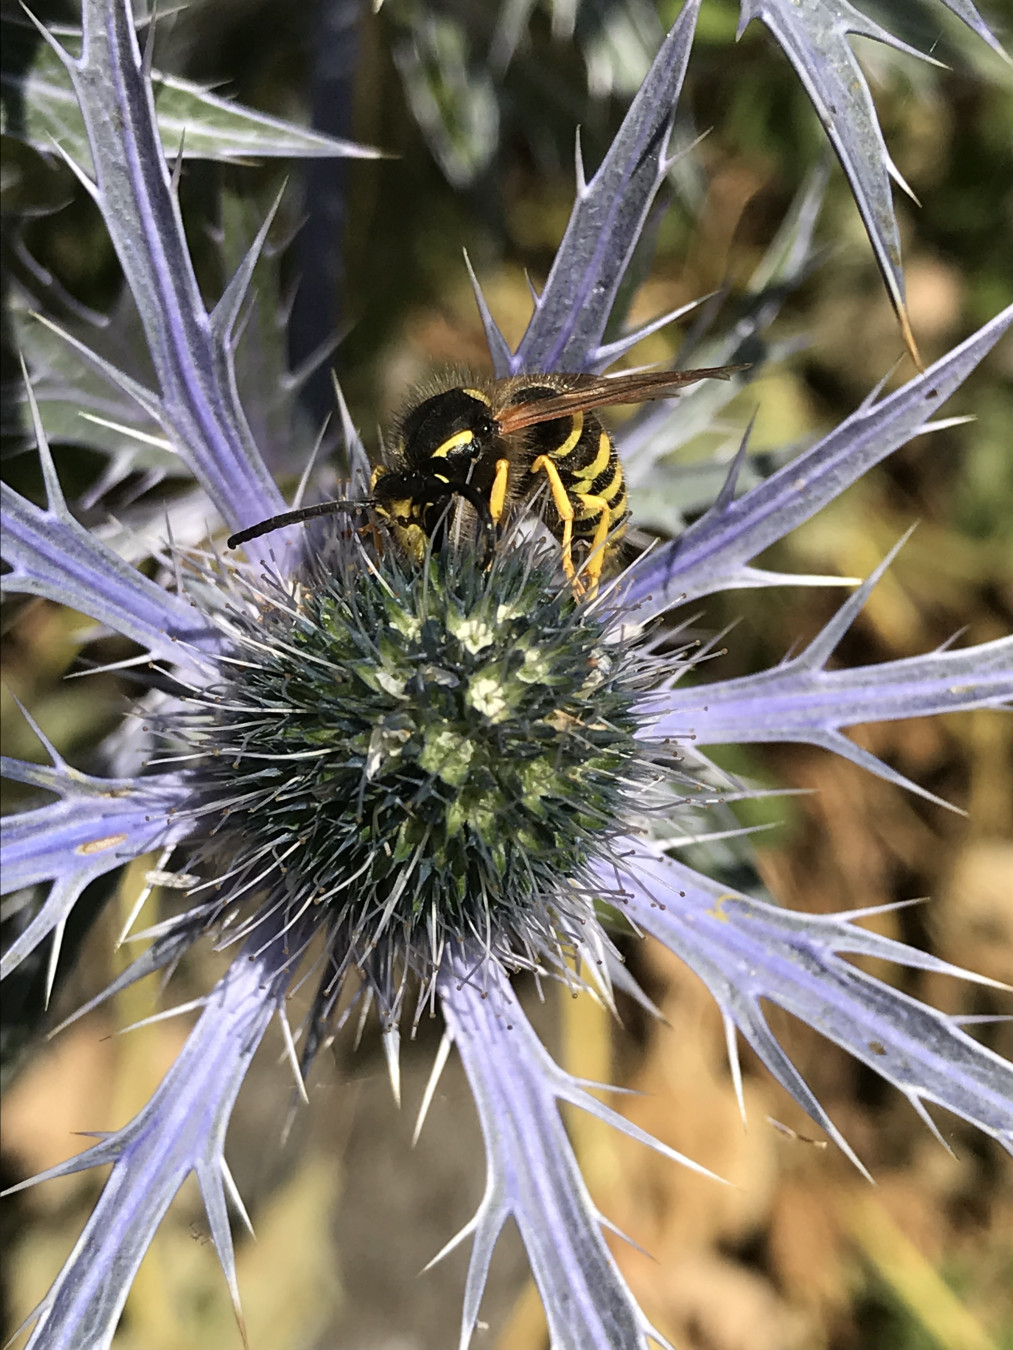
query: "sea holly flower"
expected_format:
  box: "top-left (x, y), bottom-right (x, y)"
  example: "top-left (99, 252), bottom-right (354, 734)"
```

top-left (1, 2), bottom-right (1011, 1348)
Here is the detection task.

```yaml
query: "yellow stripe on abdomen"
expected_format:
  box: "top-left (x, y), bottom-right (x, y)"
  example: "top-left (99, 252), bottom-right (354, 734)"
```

top-left (571, 430), bottom-right (613, 483)
top-left (548, 412), bottom-right (585, 462)
top-left (596, 462), bottom-right (624, 505)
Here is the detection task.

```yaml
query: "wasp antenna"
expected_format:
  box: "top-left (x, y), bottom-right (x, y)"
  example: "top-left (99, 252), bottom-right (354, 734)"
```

top-left (227, 499), bottom-right (372, 549)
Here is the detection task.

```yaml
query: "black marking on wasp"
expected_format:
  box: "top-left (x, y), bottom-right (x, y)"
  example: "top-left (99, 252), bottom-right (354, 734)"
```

top-left (228, 366), bottom-right (744, 593)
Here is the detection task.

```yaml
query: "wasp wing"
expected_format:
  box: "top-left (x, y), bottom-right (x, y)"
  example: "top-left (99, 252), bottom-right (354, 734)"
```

top-left (494, 365), bottom-right (746, 434)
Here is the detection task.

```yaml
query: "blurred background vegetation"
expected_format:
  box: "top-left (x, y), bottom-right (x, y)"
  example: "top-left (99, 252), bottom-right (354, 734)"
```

top-left (1, 1), bottom-right (1011, 1347)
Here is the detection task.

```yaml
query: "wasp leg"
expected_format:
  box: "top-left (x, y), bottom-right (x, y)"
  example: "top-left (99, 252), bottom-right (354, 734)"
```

top-left (578, 494), bottom-right (611, 596)
top-left (489, 458), bottom-right (511, 523)
top-left (530, 454), bottom-right (577, 583)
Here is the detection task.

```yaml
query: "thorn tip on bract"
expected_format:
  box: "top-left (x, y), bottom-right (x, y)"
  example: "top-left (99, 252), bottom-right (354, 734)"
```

top-left (383, 1027), bottom-right (402, 1108)
top-left (897, 302), bottom-right (925, 373)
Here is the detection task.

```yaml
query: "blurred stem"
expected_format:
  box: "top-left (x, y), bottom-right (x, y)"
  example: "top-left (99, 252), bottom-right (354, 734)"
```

top-left (289, 0), bottom-right (362, 428)
top-left (966, 707), bottom-right (1013, 836)
top-left (846, 1192), bottom-right (997, 1350)
top-left (560, 978), bottom-right (616, 1172)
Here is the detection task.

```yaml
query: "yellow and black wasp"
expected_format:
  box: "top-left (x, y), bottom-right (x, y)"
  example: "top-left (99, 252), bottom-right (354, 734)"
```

top-left (228, 366), bottom-right (742, 593)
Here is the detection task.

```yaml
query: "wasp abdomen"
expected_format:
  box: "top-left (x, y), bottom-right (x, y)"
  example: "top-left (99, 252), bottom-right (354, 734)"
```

top-left (517, 398), bottom-right (628, 543)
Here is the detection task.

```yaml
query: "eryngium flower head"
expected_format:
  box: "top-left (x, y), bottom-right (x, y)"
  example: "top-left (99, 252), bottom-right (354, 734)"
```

top-left (170, 529), bottom-right (657, 1026)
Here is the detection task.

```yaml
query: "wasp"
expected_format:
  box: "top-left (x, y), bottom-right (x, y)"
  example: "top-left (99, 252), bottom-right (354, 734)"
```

top-left (228, 366), bottom-right (742, 593)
